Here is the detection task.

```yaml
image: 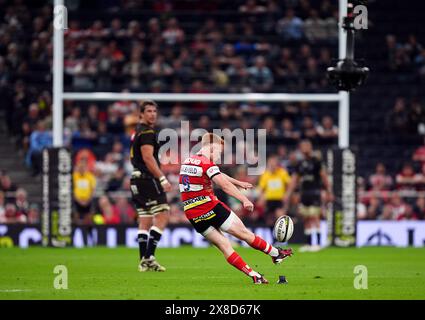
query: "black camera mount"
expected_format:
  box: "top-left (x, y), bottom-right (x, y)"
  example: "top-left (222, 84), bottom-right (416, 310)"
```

top-left (327, 1), bottom-right (369, 91)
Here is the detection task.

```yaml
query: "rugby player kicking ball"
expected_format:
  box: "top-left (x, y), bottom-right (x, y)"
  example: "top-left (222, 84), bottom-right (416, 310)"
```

top-left (179, 133), bottom-right (293, 284)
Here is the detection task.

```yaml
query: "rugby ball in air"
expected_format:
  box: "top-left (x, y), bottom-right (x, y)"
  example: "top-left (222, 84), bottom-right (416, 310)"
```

top-left (273, 215), bottom-right (294, 243)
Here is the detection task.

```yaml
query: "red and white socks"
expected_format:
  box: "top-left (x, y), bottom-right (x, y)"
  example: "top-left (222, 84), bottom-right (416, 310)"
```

top-left (225, 236), bottom-right (280, 279)
top-left (226, 252), bottom-right (261, 278)
top-left (249, 235), bottom-right (279, 257)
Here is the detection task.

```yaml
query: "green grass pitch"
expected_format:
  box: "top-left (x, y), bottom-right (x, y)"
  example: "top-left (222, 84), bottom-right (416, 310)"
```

top-left (0, 246), bottom-right (424, 300)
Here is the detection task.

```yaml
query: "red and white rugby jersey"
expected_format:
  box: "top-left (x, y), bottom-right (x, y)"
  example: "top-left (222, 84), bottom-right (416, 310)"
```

top-left (179, 154), bottom-right (222, 219)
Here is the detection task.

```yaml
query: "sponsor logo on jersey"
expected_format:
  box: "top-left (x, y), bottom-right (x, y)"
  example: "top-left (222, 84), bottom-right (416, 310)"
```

top-left (179, 183), bottom-right (204, 192)
top-left (180, 165), bottom-right (203, 177)
top-left (183, 196), bottom-right (212, 211)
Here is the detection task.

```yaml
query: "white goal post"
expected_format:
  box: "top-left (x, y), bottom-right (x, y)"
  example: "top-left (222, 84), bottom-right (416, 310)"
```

top-left (53, 0), bottom-right (349, 148)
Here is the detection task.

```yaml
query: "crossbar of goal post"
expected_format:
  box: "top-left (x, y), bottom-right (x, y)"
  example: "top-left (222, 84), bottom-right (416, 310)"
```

top-left (53, 0), bottom-right (349, 149)
top-left (60, 92), bottom-right (347, 146)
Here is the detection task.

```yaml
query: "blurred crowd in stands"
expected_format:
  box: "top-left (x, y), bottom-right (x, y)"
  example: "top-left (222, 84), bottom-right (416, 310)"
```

top-left (386, 97), bottom-right (425, 136)
top-left (383, 33), bottom-right (425, 138)
top-left (0, 170), bottom-right (40, 223)
top-left (386, 33), bottom-right (425, 79)
top-left (0, 0), bottom-right (424, 225)
top-left (357, 153), bottom-right (425, 221)
top-left (59, 0), bottom-right (338, 93)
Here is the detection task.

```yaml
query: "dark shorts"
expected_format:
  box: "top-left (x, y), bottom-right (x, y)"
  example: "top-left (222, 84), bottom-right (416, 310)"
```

top-left (266, 200), bottom-right (283, 214)
top-left (188, 202), bottom-right (233, 236)
top-left (300, 190), bottom-right (321, 207)
top-left (74, 201), bottom-right (92, 219)
top-left (130, 177), bottom-right (170, 216)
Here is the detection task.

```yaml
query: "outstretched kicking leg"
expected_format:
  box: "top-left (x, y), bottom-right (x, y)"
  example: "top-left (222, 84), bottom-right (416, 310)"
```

top-left (204, 227), bottom-right (269, 284)
top-left (223, 212), bottom-right (293, 264)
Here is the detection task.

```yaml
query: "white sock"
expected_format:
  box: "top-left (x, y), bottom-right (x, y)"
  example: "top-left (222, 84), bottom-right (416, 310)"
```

top-left (268, 246), bottom-right (279, 257)
top-left (248, 270), bottom-right (261, 277)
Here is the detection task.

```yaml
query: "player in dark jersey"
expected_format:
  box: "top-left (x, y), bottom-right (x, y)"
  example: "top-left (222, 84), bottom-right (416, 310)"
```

top-left (130, 100), bottom-right (171, 272)
top-left (285, 140), bottom-right (333, 252)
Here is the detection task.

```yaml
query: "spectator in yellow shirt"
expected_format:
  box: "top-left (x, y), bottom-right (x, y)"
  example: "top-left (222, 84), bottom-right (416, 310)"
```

top-left (258, 155), bottom-right (291, 224)
top-left (73, 158), bottom-right (96, 224)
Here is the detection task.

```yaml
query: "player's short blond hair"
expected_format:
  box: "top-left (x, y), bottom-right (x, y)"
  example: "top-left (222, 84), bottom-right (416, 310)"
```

top-left (201, 133), bottom-right (224, 147)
